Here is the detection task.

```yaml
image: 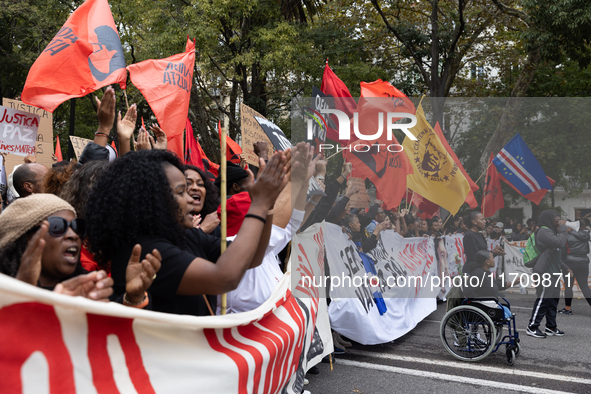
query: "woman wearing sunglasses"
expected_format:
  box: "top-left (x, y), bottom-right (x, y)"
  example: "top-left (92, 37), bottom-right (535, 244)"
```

top-left (0, 194), bottom-right (160, 306)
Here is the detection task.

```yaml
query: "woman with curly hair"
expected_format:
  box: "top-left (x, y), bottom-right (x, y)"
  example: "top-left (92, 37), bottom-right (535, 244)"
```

top-left (85, 149), bottom-right (288, 315)
top-left (42, 161), bottom-right (77, 196)
top-left (184, 164), bottom-right (220, 234)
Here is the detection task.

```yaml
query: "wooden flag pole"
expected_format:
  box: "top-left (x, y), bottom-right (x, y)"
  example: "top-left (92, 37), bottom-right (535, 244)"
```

top-left (220, 121), bottom-right (228, 315)
top-left (123, 90), bottom-right (129, 110)
top-left (475, 161), bottom-right (492, 184)
top-left (326, 149), bottom-right (345, 160)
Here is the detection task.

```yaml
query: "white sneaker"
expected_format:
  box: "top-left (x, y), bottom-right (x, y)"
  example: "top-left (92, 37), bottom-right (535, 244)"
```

top-left (303, 378), bottom-right (309, 385)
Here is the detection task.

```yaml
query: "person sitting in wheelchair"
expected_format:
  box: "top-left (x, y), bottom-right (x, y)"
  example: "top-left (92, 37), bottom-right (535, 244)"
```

top-left (463, 250), bottom-right (520, 320)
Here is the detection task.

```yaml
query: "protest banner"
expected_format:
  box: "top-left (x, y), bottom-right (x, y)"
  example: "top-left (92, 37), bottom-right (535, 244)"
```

top-left (240, 104), bottom-right (273, 167)
top-left (0, 223), bottom-right (329, 394)
top-left (324, 223), bottom-right (437, 345)
top-left (345, 177), bottom-right (370, 209)
top-left (254, 117), bottom-right (291, 151)
top-left (304, 86), bottom-right (331, 150)
top-left (2, 99), bottom-right (52, 175)
top-left (69, 135), bottom-right (92, 160)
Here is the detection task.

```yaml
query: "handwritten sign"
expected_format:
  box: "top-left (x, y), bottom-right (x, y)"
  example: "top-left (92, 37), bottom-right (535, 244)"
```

top-left (346, 177), bottom-right (370, 209)
top-left (2, 99), bottom-right (53, 176)
top-left (69, 135), bottom-right (92, 159)
top-left (0, 105), bottom-right (40, 157)
top-left (240, 103), bottom-right (274, 167)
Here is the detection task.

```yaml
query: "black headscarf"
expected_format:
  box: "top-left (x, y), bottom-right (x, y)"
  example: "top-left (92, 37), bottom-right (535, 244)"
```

top-left (537, 209), bottom-right (559, 234)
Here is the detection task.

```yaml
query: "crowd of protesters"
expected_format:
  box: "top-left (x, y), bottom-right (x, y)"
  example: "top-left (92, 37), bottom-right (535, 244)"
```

top-left (2, 86), bottom-right (591, 393)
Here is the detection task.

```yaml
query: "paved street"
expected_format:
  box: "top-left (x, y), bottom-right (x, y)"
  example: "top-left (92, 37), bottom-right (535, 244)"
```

top-left (307, 292), bottom-right (591, 393)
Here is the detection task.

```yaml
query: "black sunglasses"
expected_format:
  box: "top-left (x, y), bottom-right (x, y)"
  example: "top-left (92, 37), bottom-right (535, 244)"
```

top-left (46, 217), bottom-right (86, 237)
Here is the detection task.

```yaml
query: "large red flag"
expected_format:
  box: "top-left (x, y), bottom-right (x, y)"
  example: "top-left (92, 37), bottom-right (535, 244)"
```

top-left (218, 121), bottom-right (242, 164)
top-left (21, 0), bottom-right (127, 112)
top-left (498, 173), bottom-right (555, 206)
top-left (433, 122), bottom-right (479, 209)
top-left (482, 153), bottom-right (504, 217)
top-left (127, 37), bottom-right (195, 162)
top-left (342, 80), bottom-right (414, 210)
top-left (54, 137), bottom-right (63, 162)
top-left (320, 61), bottom-right (357, 144)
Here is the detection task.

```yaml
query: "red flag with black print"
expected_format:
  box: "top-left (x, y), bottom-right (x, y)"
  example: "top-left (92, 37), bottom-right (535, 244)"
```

top-left (21, 0), bottom-right (127, 112)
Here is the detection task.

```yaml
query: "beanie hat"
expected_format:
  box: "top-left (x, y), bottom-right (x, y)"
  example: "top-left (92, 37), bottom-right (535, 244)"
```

top-left (214, 162), bottom-right (248, 187)
top-left (0, 194), bottom-right (76, 249)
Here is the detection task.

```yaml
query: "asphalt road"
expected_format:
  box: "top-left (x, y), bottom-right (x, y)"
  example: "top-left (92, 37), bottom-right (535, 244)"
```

top-left (306, 291), bottom-right (591, 394)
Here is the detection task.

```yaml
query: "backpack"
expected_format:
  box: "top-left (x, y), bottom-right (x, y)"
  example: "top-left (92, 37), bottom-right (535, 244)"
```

top-left (523, 226), bottom-right (548, 268)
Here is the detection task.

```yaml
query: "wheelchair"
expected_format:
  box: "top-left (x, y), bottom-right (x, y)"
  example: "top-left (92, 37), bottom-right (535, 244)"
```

top-left (439, 297), bottom-right (521, 365)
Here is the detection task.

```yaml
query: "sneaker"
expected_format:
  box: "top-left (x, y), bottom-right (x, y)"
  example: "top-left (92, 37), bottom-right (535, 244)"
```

top-left (307, 366), bottom-right (319, 375)
top-left (526, 326), bottom-right (547, 338)
top-left (545, 327), bottom-right (565, 336)
top-left (333, 347), bottom-right (346, 355)
top-left (303, 378), bottom-right (309, 385)
top-left (558, 308), bottom-right (573, 315)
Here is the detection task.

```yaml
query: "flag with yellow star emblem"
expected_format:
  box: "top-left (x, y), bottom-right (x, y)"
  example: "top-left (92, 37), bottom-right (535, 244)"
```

top-left (402, 104), bottom-right (470, 215)
top-left (492, 133), bottom-right (552, 199)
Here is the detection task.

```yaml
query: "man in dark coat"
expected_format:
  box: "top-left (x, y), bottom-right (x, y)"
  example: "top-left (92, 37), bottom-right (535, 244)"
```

top-left (526, 209), bottom-right (573, 338)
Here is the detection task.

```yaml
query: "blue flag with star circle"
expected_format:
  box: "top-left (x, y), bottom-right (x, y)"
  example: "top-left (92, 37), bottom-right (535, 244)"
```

top-left (492, 134), bottom-right (552, 197)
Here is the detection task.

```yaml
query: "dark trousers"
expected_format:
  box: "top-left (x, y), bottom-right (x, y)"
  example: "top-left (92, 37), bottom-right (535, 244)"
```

top-left (529, 286), bottom-right (559, 330)
top-left (564, 263), bottom-right (591, 307)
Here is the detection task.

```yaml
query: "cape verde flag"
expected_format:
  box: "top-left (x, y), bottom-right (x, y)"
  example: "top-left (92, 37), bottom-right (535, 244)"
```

top-left (493, 134), bottom-right (552, 196)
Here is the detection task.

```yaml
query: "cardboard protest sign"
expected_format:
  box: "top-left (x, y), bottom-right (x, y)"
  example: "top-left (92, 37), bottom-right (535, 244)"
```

top-left (2, 99), bottom-right (53, 176)
top-left (346, 177), bottom-right (370, 209)
top-left (69, 135), bottom-right (92, 159)
top-left (254, 116), bottom-right (292, 151)
top-left (240, 103), bottom-right (273, 167)
top-left (0, 105), bottom-right (39, 157)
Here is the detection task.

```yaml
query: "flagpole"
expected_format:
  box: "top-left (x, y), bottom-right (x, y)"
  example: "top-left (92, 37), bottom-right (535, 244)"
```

top-left (408, 190), bottom-right (414, 211)
top-left (326, 149), bottom-right (344, 160)
top-left (220, 121), bottom-right (228, 315)
top-left (475, 161), bottom-right (492, 184)
top-left (123, 90), bottom-right (129, 110)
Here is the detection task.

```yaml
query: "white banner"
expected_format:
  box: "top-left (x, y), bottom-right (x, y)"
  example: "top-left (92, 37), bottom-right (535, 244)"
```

top-left (0, 223), bottom-right (328, 394)
top-left (324, 224), bottom-right (437, 345)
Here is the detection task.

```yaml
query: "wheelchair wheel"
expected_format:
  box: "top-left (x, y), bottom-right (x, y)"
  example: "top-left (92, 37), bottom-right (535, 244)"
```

top-left (506, 347), bottom-right (515, 366)
top-left (515, 341), bottom-right (521, 357)
top-left (440, 305), bottom-right (496, 362)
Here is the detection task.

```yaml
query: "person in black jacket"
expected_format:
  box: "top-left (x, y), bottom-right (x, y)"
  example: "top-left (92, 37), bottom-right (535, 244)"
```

top-left (558, 221), bottom-right (591, 314)
top-left (343, 213), bottom-right (388, 253)
top-left (527, 209), bottom-right (573, 338)
top-left (462, 211), bottom-right (505, 275)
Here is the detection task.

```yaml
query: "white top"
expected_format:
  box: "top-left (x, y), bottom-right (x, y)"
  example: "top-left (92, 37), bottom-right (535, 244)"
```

top-left (217, 209), bottom-right (305, 314)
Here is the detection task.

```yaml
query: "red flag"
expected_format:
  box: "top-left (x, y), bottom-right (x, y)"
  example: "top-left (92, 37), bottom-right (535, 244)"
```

top-left (342, 80), bottom-right (414, 210)
top-left (127, 37), bottom-right (195, 161)
top-left (21, 0), bottom-right (127, 112)
top-left (433, 122), bottom-right (479, 209)
top-left (499, 173), bottom-right (555, 206)
top-left (482, 153), bottom-right (504, 217)
top-left (218, 121), bottom-right (242, 164)
top-left (184, 119), bottom-right (219, 181)
top-left (110, 141), bottom-right (117, 155)
top-left (54, 137), bottom-right (63, 162)
top-left (185, 118), bottom-right (203, 169)
top-left (320, 61), bottom-right (357, 144)
top-left (411, 192), bottom-right (441, 219)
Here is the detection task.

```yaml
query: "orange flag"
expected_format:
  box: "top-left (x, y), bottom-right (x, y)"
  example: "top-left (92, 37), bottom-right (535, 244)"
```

top-left (342, 80), bottom-right (414, 210)
top-left (21, 0), bottom-right (127, 112)
top-left (218, 121), bottom-right (242, 164)
top-left (127, 37), bottom-right (195, 162)
top-left (433, 122), bottom-right (479, 209)
top-left (54, 137), bottom-right (63, 162)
